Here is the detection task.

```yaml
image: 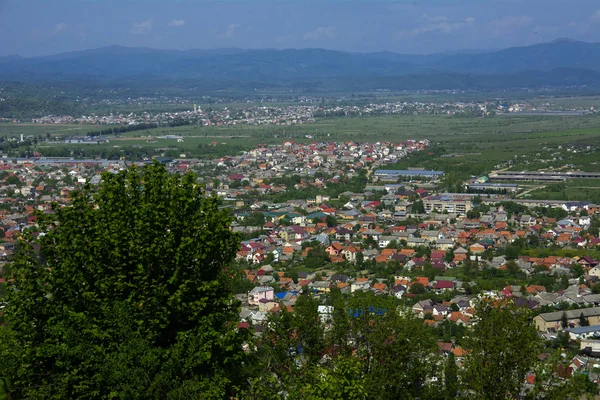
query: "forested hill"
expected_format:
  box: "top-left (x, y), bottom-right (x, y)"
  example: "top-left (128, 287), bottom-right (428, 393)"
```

top-left (1, 39), bottom-right (600, 90)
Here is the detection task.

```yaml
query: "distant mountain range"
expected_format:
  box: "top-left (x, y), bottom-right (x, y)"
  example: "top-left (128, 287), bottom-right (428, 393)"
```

top-left (2, 39), bottom-right (600, 91)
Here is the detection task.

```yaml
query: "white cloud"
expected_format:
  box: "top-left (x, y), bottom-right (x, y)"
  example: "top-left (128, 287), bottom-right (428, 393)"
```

top-left (396, 17), bottom-right (475, 39)
top-left (591, 9), bottom-right (600, 23)
top-left (169, 19), bottom-right (185, 28)
top-left (53, 22), bottom-right (67, 35)
top-left (303, 26), bottom-right (337, 41)
top-left (217, 24), bottom-right (239, 39)
top-left (424, 15), bottom-right (449, 23)
top-left (275, 35), bottom-right (294, 44)
top-left (131, 19), bottom-right (153, 35)
top-left (490, 15), bottom-right (533, 33)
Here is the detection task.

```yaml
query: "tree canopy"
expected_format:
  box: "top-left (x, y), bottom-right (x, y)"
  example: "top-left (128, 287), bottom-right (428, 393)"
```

top-left (0, 163), bottom-right (248, 399)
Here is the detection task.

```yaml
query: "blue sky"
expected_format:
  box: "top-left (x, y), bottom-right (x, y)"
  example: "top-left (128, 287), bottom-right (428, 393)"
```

top-left (1, 0), bottom-right (600, 56)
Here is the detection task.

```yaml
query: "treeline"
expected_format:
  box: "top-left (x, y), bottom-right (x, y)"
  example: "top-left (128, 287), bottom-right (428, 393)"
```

top-left (88, 122), bottom-right (158, 136)
top-left (242, 291), bottom-right (592, 399)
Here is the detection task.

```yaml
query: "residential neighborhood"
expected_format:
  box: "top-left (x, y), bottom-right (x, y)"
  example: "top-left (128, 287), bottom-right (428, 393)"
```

top-left (1, 138), bottom-right (600, 395)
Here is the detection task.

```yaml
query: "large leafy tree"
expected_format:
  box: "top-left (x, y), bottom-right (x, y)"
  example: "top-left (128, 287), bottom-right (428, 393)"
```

top-left (462, 300), bottom-right (540, 400)
top-left (1, 163), bottom-right (247, 399)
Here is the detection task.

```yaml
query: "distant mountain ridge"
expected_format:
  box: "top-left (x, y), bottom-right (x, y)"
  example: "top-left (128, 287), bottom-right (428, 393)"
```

top-left (1, 39), bottom-right (600, 90)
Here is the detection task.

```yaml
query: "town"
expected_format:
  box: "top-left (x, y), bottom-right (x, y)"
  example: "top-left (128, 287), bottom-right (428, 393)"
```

top-left (1, 137), bottom-right (600, 395)
top-left (24, 98), bottom-right (597, 127)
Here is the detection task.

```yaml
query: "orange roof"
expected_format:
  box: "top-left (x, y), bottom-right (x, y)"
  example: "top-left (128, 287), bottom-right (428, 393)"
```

top-left (415, 276), bottom-right (429, 286)
top-left (373, 283), bottom-right (387, 291)
top-left (375, 255), bottom-right (389, 263)
top-left (330, 242), bottom-right (344, 250)
top-left (526, 285), bottom-right (546, 294)
top-left (356, 277), bottom-right (369, 283)
top-left (270, 305), bottom-right (281, 313)
top-left (452, 347), bottom-right (467, 357)
top-left (381, 248), bottom-right (398, 256)
top-left (454, 253), bottom-right (467, 261)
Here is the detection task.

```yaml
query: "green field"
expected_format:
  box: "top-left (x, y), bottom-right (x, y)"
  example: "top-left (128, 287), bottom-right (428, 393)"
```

top-left (2, 114), bottom-right (600, 183)
top-left (0, 123), bottom-right (107, 138)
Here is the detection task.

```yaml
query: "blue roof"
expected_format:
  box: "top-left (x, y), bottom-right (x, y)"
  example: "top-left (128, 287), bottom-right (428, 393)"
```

top-left (347, 307), bottom-right (387, 317)
top-left (566, 324), bottom-right (600, 334)
top-left (274, 291), bottom-right (298, 299)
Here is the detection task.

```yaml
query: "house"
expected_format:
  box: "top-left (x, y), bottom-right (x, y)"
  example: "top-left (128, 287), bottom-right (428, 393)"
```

top-left (588, 266), bottom-right (600, 278)
top-left (309, 281), bottom-right (332, 294)
top-left (336, 282), bottom-right (351, 294)
top-left (258, 298), bottom-right (278, 312)
top-left (334, 227), bottom-right (355, 241)
top-left (342, 246), bottom-right (360, 263)
top-left (436, 238), bottom-right (454, 250)
top-left (434, 280), bottom-right (454, 293)
top-left (469, 243), bottom-right (485, 254)
top-left (421, 230), bottom-right (441, 242)
top-left (326, 242), bottom-right (344, 256)
top-left (390, 284), bottom-right (406, 299)
top-left (372, 282), bottom-right (388, 293)
top-left (379, 236), bottom-right (396, 248)
top-left (351, 278), bottom-right (370, 293)
top-left (413, 299), bottom-right (434, 316)
top-left (248, 286), bottom-right (275, 306)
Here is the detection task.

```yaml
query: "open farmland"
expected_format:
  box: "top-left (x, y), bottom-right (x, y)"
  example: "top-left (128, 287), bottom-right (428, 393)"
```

top-left (2, 114), bottom-right (599, 178)
top-left (0, 123), bottom-right (107, 138)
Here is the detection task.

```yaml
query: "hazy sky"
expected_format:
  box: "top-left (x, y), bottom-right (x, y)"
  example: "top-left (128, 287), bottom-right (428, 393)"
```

top-left (1, 0), bottom-right (600, 56)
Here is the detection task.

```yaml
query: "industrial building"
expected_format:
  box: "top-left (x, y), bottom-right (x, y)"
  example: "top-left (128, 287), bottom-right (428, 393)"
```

top-left (374, 169), bottom-right (444, 181)
top-left (467, 183), bottom-right (519, 193)
top-left (489, 170), bottom-right (600, 182)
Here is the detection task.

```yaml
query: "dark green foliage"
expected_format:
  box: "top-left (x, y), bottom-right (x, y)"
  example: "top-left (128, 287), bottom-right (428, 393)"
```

top-left (325, 215), bottom-right (338, 227)
top-left (1, 163), bottom-right (247, 399)
top-left (561, 311), bottom-right (569, 329)
top-left (242, 212), bottom-right (265, 227)
top-left (304, 246), bottom-right (330, 270)
top-left (411, 199), bottom-right (425, 214)
top-left (504, 244), bottom-right (522, 260)
top-left (444, 352), bottom-right (458, 399)
top-left (361, 310), bottom-right (439, 400)
top-left (579, 312), bottom-right (590, 327)
top-left (462, 301), bottom-right (540, 399)
top-left (410, 282), bottom-right (426, 294)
